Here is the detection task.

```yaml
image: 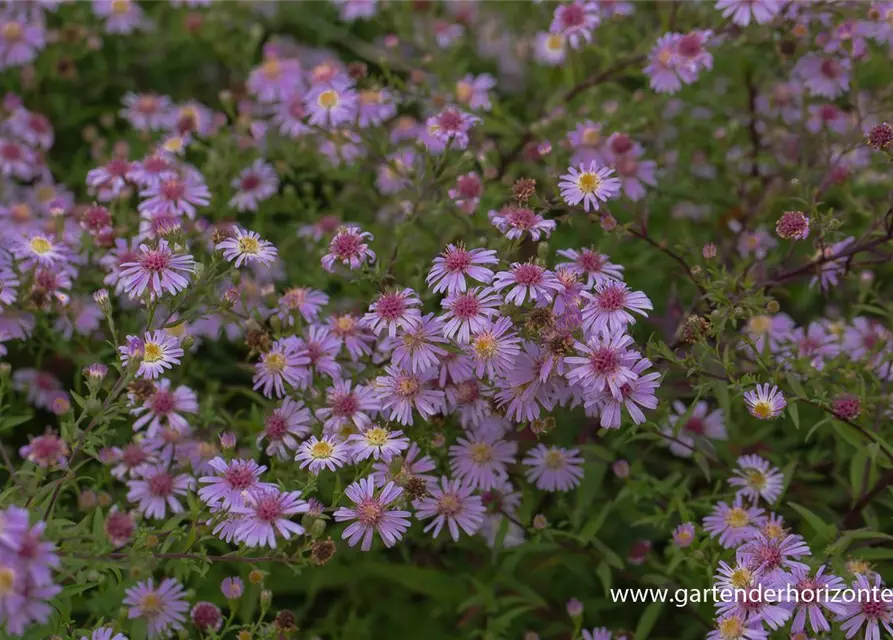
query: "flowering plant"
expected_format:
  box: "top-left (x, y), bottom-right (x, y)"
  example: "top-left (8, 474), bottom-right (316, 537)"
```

top-left (1, 1), bottom-right (893, 639)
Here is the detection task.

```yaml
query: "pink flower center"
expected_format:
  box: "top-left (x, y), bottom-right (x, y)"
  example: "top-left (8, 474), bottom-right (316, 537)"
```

top-left (160, 179), bottom-right (185, 200)
top-left (105, 158), bottom-right (130, 177)
top-left (455, 381), bottom-right (479, 404)
top-left (376, 294), bottom-right (407, 320)
top-left (282, 288), bottom-right (307, 308)
top-left (28, 115), bottom-right (49, 134)
top-left (332, 232), bottom-right (361, 258)
top-left (305, 341), bottom-right (323, 364)
top-left (506, 207), bottom-right (537, 229)
top-left (438, 110), bottom-right (463, 132)
top-left (589, 347), bottom-right (620, 374)
top-left (31, 436), bottom-right (63, 461)
top-left (456, 175), bottom-right (481, 198)
top-left (819, 104), bottom-right (838, 121)
top-left (82, 205), bottom-right (111, 231)
top-left (444, 248), bottom-right (472, 273)
top-left (225, 465), bottom-right (256, 490)
top-left (512, 264), bottom-right (544, 286)
top-left (677, 34), bottom-right (702, 58)
top-left (137, 95), bottom-right (158, 114)
top-left (684, 417), bottom-right (704, 434)
top-left (616, 155), bottom-right (638, 176)
top-left (561, 3), bottom-right (586, 27)
top-left (140, 249), bottom-right (171, 272)
top-left (122, 445), bottom-right (147, 467)
top-left (356, 498), bottom-right (383, 525)
top-left (106, 512), bottom-right (134, 541)
top-left (148, 472), bottom-right (174, 496)
top-left (396, 375), bottom-right (420, 398)
top-left (578, 252), bottom-right (604, 272)
top-left (143, 155), bottom-right (169, 174)
top-left (331, 392), bottom-right (359, 417)
top-left (1, 142), bottom-right (22, 160)
top-left (862, 599), bottom-right (889, 619)
top-left (755, 544), bottom-right (782, 568)
top-left (254, 495), bottom-right (283, 522)
top-left (820, 58), bottom-right (841, 78)
top-left (151, 390), bottom-right (175, 415)
top-left (610, 134), bottom-right (633, 155)
top-left (265, 414), bottom-right (287, 440)
top-left (288, 97), bottom-right (306, 118)
top-left (451, 293), bottom-right (481, 319)
top-left (597, 285), bottom-right (626, 311)
top-left (241, 173), bottom-right (260, 191)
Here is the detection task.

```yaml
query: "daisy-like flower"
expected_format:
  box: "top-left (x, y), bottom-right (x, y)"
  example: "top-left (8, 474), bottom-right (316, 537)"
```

top-left (229, 160), bottom-right (279, 212)
top-left (295, 435), bottom-right (350, 474)
top-left (706, 614), bottom-right (768, 640)
top-left (126, 464), bottom-right (193, 519)
top-left (661, 400), bottom-right (726, 457)
top-left (120, 330), bottom-right (184, 379)
top-left (357, 87), bottom-right (397, 128)
top-left (550, 1), bottom-right (599, 49)
top-left (375, 366), bottom-right (445, 426)
top-left (778, 566), bottom-right (846, 635)
top-left (362, 288), bottom-right (422, 338)
top-left (347, 425), bottom-right (410, 463)
top-left (124, 578), bottom-right (189, 639)
top-left (92, 0), bottom-right (149, 34)
top-left (216, 227), bottom-right (278, 268)
top-left (131, 379), bottom-right (197, 436)
top-left (391, 313), bottom-right (449, 374)
top-left (424, 106), bottom-right (480, 151)
top-left (86, 157), bottom-right (133, 201)
top-left (489, 206), bottom-right (557, 241)
top-left (738, 532), bottom-right (811, 583)
top-left (427, 244), bottom-right (498, 294)
top-left (743, 384), bottom-right (786, 420)
top-left (119, 239), bottom-right (196, 299)
top-left (414, 476), bottom-right (486, 541)
top-left (258, 398), bottom-right (312, 459)
top-left (580, 281), bottom-right (652, 335)
top-left (449, 430), bottom-right (517, 490)
top-left (321, 225), bottom-right (376, 272)
top-left (714, 0), bottom-right (782, 26)
top-left (492, 263), bottom-right (562, 306)
top-left (0, 137), bottom-right (37, 180)
top-left (138, 172), bottom-right (211, 219)
top-left (252, 339), bottom-right (310, 398)
top-left (522, 444), bottom-right (584, 492)
top-left (702, 496), bottom-right (766, 548)
top-left (228, 488), bottom-right (309, 548)
top-left (277, 287), bottom-right (329, 324)
top-left (448, 172), bottom-right (483, 214)
top-left (673, 522), bottom-right (696, 548)
top-left (467, 316), bottom-right (522, 379)
top-left (582, 629), bottom-right (613, 640)
top-left (0, 17), bottom-right (45, 70)
top-left (80, 626), bottom-right (128, 640)
top-left (565, 329), bottom-right (639, 399)
top-left (556, 248), bottom-right (624, 288)
top-left (121, 93), bottom-right (172, 132)
top-left (838, 573), bottom-right (893, 640)
top-left (440, 287), bottom-right (502, 344)
top-left (316, 380), bottom-right (380, 435)
top-left (535, 31), bottom-right (568, 66)
top-left (595, 357), bottom-right (661, 429)
top-left (729, 454), bottom-right (784, 504)
top-left (454, 73), bottom-right (496, 111)
top-left (20, 429), bottom-right (69, 468)
top-left (198, 457), bottom-right (275, 509)
top-left (305, 75), bottom-right (359, 128)
top-left (716, 575), bottom-right (791, 631)
top-left (558, 162), bottom-right (620, 212)
top-left (793, 53), bottom-right (851, 99)
top-left (12, 232), bottom-right (69, 271)
top-left (334, 476), bottom-right (411, 551)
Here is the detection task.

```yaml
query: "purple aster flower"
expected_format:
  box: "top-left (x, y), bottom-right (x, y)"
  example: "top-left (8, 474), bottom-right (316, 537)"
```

top-left (371, 442), bottom-right (437, 488)
top-left (130, 379), bottom-right (197, 437)
top-left (467, 316), bottom-right (522, 379)
top-left (454, 73), bottom-right (496, 111)
top-left (362, 288), bottom-right (422, 338)
top-left (673, 522), bottom-right (696, 548)
top-left (523, 444), bottom-right (584, 492)
top-left (246, 55), bottom-right (304, 103)
top-left (715, 0), bottom-right (782, 26)
top-left (702, 496), bottom-right (766, 548)
top-left (6, 107), bottom-right (52, 150)
top-left (252, 342), bottom-right (309, 399)
top-left (743, 384), bottom-right (786, 420)
top-left (12, 368), bottom-right (65, 412)
top-left (124, 578), bottom-right (189, 638)
top-left (743, 313), bottom-right (796, 354)
top-left (0, 17), bottom-right (45, 70)
top-left (229, 160), bottom-right (279, 212)
top-left (423, 106), bottom-right (480, 151)
top-left (305, 75), bottom-right (358, 128)
top-left (448, 172), bottom-right (482, 214)
top-left (321, 225), bottom-right (375, 272)
top-left (126, 464), bottom-right (193, 519)
top-left (559, 162), bottom-right (621, 211)
top-left (0, 138), bottom-right (37, 180)
top-left (391, 313), bottom-right (449, 374)
top-left (198, 457), bottom-right (275, 509)
top-left (837, 573), bottom-right (893, 639)
top-left (228, 488), bottom-right (309, 548)
top-left (427, 244), bottom-right (498, 295)
top-left (119, 239), bottom-right (195, 299)
top-left (80, 627), bottom-right (128, 640)
top-left (335, 0), bottom-right (378, 21)
top-left (119, 330), bottom-right (184, 380)
top-left (295, 435), bottom-right (350, 474)
top-left (779, 566), bottom-right (846, 634)
top-left (348, 425), bottom-right (410, 463)
top-left (489, 206), bottom-right (557, 241)
top-left (582, 628), bottom-right (613, 640)
top-left (810, 236), bottom-right (855, 291)
top-left (92, 0), bottom-right (149, 34)
top-left (550, 1), bottom-right (599, 50)
top-left (706, 614), bottom-right (767, 640)
top-left (492, 263), bottom-right (562, 306)
top-left (258, 398), bottom-right (312, 459)
top-left (357, 87), bottom-right (397, 128)
top-left (716, 575), bottom-right (791, 631)
top-left (138, 172), bottom-right (211, 219)
top-left (535, 31), bottom-right (568, 66)
top-left (414, 476), bottom-right (486, 540)
top-left (660, 399), bottom-right (726, 457)
top-left (12, 231), bottom-right (70, 271)
top-left (581, 281), bottom-right (652, 335)
top-left (217, 227), bottom-right (278, 268)
top-left (595, 357), bottom-right (661, 429)
top-left (568, 120), bottom-right (607, 166)
top-left (334, 476), bottom-right (411, 551)
top-left (440, 287), bottom-right (502, 344)
top-left (736, 226), bottom-right (777, 259)
top-left (738, 532), bottom-right (811, 582)
top-left (449, 430), bottom-right (517, 490)
top-left (729, 454), bottom-right (784, 504)
top-left (316, 380), bottom-right (379, 436)
top-left (375, 365), bottom-right (445, 426)
top-left (120, 93), bottom-right (172, 132)
top-left (376, 148), bottom-right (417, 194)
top-left (86, 157), bottom-right (133, 201)
top-left (793, 53), bottom-right (851, 98)
top-left (220, 576), bottom-right (243, 599)
top-left (556, 248), bottom-right (624, 288)
top-left (565, 329), bottom-right (640, 399)
top-left (273, 93), bottom-right (311, 138)
top-left (277, 287), bottom-right (328, 325)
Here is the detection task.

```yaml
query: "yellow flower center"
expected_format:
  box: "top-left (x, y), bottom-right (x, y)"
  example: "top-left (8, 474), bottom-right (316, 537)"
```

top-left (335, 315), bottom-right (356, 332)
top-left (847, 559), bottom-right (872, 575)
top-left (163, 137), bottom-right (185, 153)
top-left (317, 89), bottom-right (339, 109)
top-left (546, 34), bottom-right (564, 51)
top-left (544, 450), bottom-right (565, 470)
top-left (35, 185), bottom-right (56, 203)
top-left (364, 427), bottom-right (389, 447)
top-left (360, 89), bottom-right (381, 105)
top-left (0, 567), bottom-right (15, 596)
top-left (397, 377), bottom-right (419, 397)
top-left (439, 494), bottom-right (461, 515)
top-left (140, 592), bottom-right (163, 615)
top-left (143, 342), bottom-right (163, 363)
top-left (238, 236), bottom-right (261, 255)
top-left (470, 443), bottom-right (493, 464)
top-left (746, 469), bottom-right (767, 489)
top-left (752, 401), bottom-right (772, 419)
top-left (265, 353), bottom-right (286, 372)
top-left (111, 0), bottom-right (130, 14)
top-left (658, 48), bottom-right (673, 65)
top-left (262, 59), bottom-right (281, 78)
top-left (748, 315), bottom-right (772, 334)
top-left (724, 507), bottom-right (749, 528)
top-left (718, 615), bottom-right (744, 639)
top-left (577, 172), bottom-right (601, 194)
top-left (676, 531), bottom-right (692, 545)
top-left (2, 22), bottom-right (23, 42)
top-left (29, 236), bottom-right (52, 255)
top-left (764, 523), bottom-right (783, 539)
top-left (582, 127), bottom-right (600, 146)
top-left (456, 82), bottom-right (473, 103)
top-left (473, 334), bottom-right (497, 359)
top-left (310, 440), bottom-right (334, 459)
top-left (729, 567), bottom-right (753, 589)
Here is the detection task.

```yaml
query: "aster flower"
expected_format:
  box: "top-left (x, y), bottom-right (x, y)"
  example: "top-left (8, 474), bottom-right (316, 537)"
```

top-left (729, 454), bottom-right (784, 504)
top-left (124, 578), bottom-right (188, 639)
top-left (252, 339), bottom-right (310, 398)
top-left (427, 244), bottom-right (498, 294)
top-left (738, 531), bottom-right (811, 582)
top-left (702, 496), bottom-right (766, 548)
top-left (673, 522), bottom-right (696, 548)
top-left (661, 399), bottom-right (726, 457)
top-left (716, 575), bottom-right (791, 631)
top-left (492, 263), bottom-right (562, 306)
top-left (295, 435), bottom-right (350, 474)
top-left (810, 236), bottom-right (855, 291)
top-left (216, 227), bottom-right (278, 268)
top-left (19, 429), bottom-right (68, 468)
top-left (347, 425), bottom-right (410, 463)
top-left (558, 162), bottom-right (621, 212)
top-left (0, 17), bottom-right (45, 70)
top-left (448, 172), bottom-right (482, 214)
top-left (316, 380), bottom-right (380, 436)
top-left (522, 444), bottom-right (584, 492)
top-left (743, 384), bottom-right (786, 420)
top-left (119, 239), bottom-right (195, 299)
top-left (706, 614), bottom-right (768, 640)
top-left (92, 0), bottom-right (149, 34)
top-left (715, 0), bottom-right (782, 26)
top-left (246, 55), bottom-right (304, 104)
top-left (581, 281), bottom-right (652, 335)
top-left (80, 627), bottom-right (128, 640)
top-left (414, 476), bottom-right (485, 541)
top-left (227, 488), bottom-right (309, 548)
top-left (334, 476), bottom-right (411, 551)
top-left (229, 160), bottom-right (279, 212)
top-left (258, 398), bottom-right (312, 459)
top-left (535, 31), bottom-right (568, 66)
top-left (449, 430), bottom-right (517, 490)
top-left (12, 369), bottom-right (66, 412)
top-left (582, 629), bottom-right (613, 640)
top-left (565, 329), bottom-right (640, 400)
top-left (556, 248), bottom-right (624, 288)
top-left (489, 206), bottom-right (557, 241)
top-left (220, 577), bottom-right (243, 599)
top-left (793, 53), bottom-right (851, 99)
top-left (362, 288), bottom-right (422, 338)
top-left (0, 138), bottom-right (37, 180)
top-left (424, 106), bottom-right (480, 151)
top-left (375, 365), bottom-right (445, 426)
top-left (391, 313), bottom-right (449, 374)
top-left (321, 225), bottom-right (376, 272)
top-left (138, 172), bottom-right (210, 219)
top-left (126, 464), bottom-right (193, 519)
top-left (198, 457), bottom-right (275, 509)
top-left (120, 330), bottom-right (184, 380)
top-left (440, 287), bottom-right (502, 344)
top-left (467, 316), bottom-right (522, 379)
top-left (278, 287), bottom-right (329, 324)
top-left (121, 93), bottom-right (171, 131)
top-left (777, 565), bottom-right (846, 634)
top-left (12, 232), bottom-right (69, 271)
top-left (837, 572), bottom-right (893, 639)
top-left (550, 1), bottom-right (599, 50)
top-left (595, 357), bottom-right (661, 429)
top-left (306, 75), bottom-right (358, 128)
top-left (131, 379), bottom-right (197, 436)
top-left (454, 73), bottom-right (496, 111)
top-left (86, 157), bottom-right (133, 201)
top-left (371, 442), bottom-right (437, 488)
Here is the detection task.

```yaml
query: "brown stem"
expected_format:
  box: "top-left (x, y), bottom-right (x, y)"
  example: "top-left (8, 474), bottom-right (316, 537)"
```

top-left (843, 468), bottom-right (893, 529)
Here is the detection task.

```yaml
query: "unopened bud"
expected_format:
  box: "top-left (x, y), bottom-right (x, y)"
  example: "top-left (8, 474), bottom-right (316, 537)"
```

top-left (220, 432), bottom-right (236, 450)
top-left (532, 514), bottom-right (548, 529)
top-left (248, 569), bottom-right (265, 584)
top-left (612, 459), bottom-right (629, 479)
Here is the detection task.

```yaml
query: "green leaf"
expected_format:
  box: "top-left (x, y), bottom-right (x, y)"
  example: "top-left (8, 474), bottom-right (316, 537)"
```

top-left (634, 601), bottom-right (664, 640)
top-left (596, 561), bottom-right (612, 595)
top-left (787, 402), bottom-right (799, 429)
top-left (789, 502), bottom-right (835, 539)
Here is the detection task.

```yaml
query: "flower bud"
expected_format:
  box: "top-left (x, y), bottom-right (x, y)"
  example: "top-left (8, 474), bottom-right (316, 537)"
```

top-left (221, 576), bottom-right (244, 599)
top-left (248, 569), bottom-right (265, 584)
top-left (311, 538), bottom-right (337, 566)
top-left (612, 459), bottom-right (629, 478)
top-left (532, 514), bottom-right (548, 529)
top-left (220, 432), bottom-right (236, 450)
top-left (566, 598), bottom-right (583, 618)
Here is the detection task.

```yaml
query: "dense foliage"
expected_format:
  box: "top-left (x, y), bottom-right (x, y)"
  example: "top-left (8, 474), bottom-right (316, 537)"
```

top-left (1, 1), bottom-right (893, 639)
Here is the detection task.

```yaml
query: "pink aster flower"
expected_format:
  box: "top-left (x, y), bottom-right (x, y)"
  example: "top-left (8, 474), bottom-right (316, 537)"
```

top-left (227, 488), bottom-right (309, 548)
top-left (702, 496), bottom-right (766, 548)
top-left (138, 172), bottom-right (211, 219)
top-left (558, 162), bottom-right (621, 212)
top-left (440, 287), bottom-right (502, 344)
top-left (743, 384), bottom-right (786, 420)
top-left (86, 157), bottom-right (133, 201)
top-left (535, 31), bottom-right (568, 66)
top-left (198, 457), bottom-right (275, 510)
top-left (427, 244), bottom-right (498, 295)
top-left (715, 0), bottom-right (782, 26)
top-left (582, 628), bottom-right (613, 640)
top-left (467, 316), bottom-right (522, 379)
top-left (362, 288), bottom-right (422, 338)
top-left (660, 399), bottom-right (726, 457)
top-left (414, 476), bottom-right (486, 540)
top-left (295, 435), bottom-right (350, 474)
top-left (321, 225), bottom-right (375, 272)
top-left (448, 172), bottom-right (482, 214)
top-left (12, 232), bottom-right (70, 271)
top-left (779, 566), bottom-right (846, 635)
top-left (489, 206), bottom-right (557, 241)
top-left (423, 106), bottom-right (480, 151)
top-left (131, 378), bottom-right (197, 436)
top-left (565, 329), bottom-right (640, 399)
top-left (729, 454), bottom-right (784, 504)
top-left (523, 444), bottom-right (584, 492)
top-left (81, 626), bottom-right (128, 640)
top-left (305, 75), bottom-right (358, 128)
top-left (595, 357), bottom-right (661, 429)
top-left (371, 442), bottom-right (437, 488)
top-left (449, 430), bottom-right (517, 490)
top-left (124, 578), bottom-right (189, 639)
top-left (550, 1), bottom-right (599, 50)
top-left (12, 369), bottom-right (66, 412)
top-left (492, 263), bottom-right (562, 306)
top-left (327, 313), bottom-right (375, 360)
top-left (0, 138), bottom-right (37, 180)
top-left (216, 227), bottom-right (278, 268)
top-left (277, 287), bottom-right (328, 325)
top-left (673, 522), bottom-right (696, 548)
top-left (580, 281), bottom-right (652, 335)
top-left (118, 239), bottom-right (195, 299)
top-left (92, 0), bottom-right (149, 34)
top-left (738, 531), bottom-right (811, 583)
top-left (374, 365), bottom-right (445, 426)
top-left (391, 313), bottom-right (449, 374)
top-left (556, 248), bottom-right (624, 288)
top-left (229, 160), bottom-right (279, 212)
top-left (837, 573), bottom-right (893, 639)
top-left (316, 380), bottom-right (380, 436)
top-left (274, 93), bottom-right (311, 138)
top-left (126, 464), bottom-right (193, 519)
top-left (454, 73), bottom-right (496, 111)
top-left (20, 429), bottom-right (69, 468)
top-left (258, 398), bottom-right (312, 459)
top-left (246, 55), bottom-right (304, 104)
top-left (0, 17), bottom-right (45, 70)
top-left (334, 476), bottom-right (411, 551)
top-left (252, 339), bottom-right (310, 398)
top-left (347, 425), bottom-right (410, 463)
top-left (810, 236), bottom-right (855, 291)
top-left (119, 330), bottom-right (184, 379)
top-left (121, 93), bottom-right (172, 132)
top-left (793, 53), bottom-right (851, 99)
